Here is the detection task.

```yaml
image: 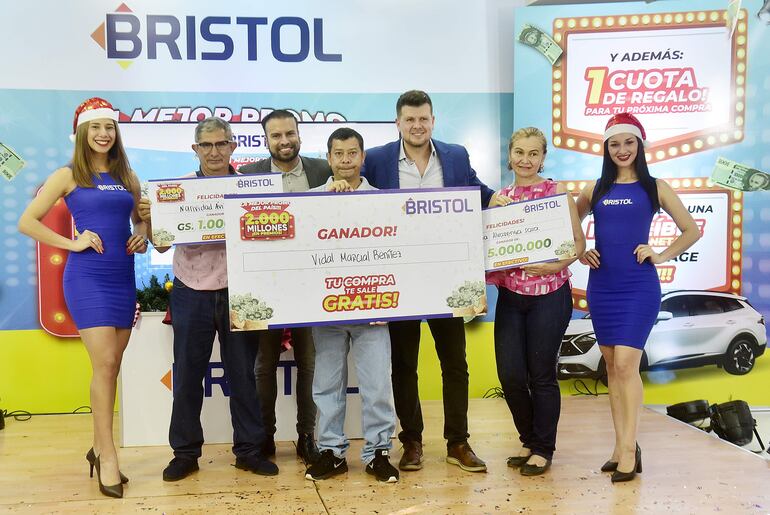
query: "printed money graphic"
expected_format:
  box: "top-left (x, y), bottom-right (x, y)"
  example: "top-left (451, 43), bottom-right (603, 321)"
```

top-left (711, 156), bottom-right (770, 192)
top-left (726, 0), bottom-right (742, 38)
top-left (0, 142), bottom-right (25, 181)
top-left (759, 0), bottom-right (770, 24)
top-left (517, 24), bottom-right (563, 65)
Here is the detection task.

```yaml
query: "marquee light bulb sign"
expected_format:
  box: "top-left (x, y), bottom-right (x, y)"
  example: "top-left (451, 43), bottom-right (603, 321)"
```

top-left (565, 178), bottom-right (744, 311)
top-left (551, 9), bottom-right (748, 163)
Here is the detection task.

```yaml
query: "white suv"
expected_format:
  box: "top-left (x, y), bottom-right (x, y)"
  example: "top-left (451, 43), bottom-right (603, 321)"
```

top-left (558, 291), bottom-right (767, 383)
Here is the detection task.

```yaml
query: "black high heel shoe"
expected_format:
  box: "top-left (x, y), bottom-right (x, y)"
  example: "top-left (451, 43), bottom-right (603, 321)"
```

top-left (602, 442), bottom-right (640, 472)
top-left (600, 459), bottom-right (618, 472)
top-left (94, 455), bottom-right (124, 498)
top-left (87, 448), bottom-right (129, 484)
top-left (611, 444), bottom-right (642, 483)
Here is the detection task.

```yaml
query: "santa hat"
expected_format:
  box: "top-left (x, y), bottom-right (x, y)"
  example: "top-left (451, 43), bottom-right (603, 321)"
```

top-left (70, 97), bottom-right (119, 142)
top-left (603, 112), bottom-right (646, 143)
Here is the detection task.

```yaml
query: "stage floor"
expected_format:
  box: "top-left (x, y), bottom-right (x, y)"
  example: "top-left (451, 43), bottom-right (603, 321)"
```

top-left (0, 397), bottom-right (768, 514)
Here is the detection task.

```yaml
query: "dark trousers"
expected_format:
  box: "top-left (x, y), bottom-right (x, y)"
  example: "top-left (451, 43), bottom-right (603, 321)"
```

top-left (494, 283), bottom-right (572, 460)
top-left (168, 278), bottom-right (265, 459)
top-left (389, 317), bottom-right (470, 447)
top-left (254, 327), bottom-right (316, 436)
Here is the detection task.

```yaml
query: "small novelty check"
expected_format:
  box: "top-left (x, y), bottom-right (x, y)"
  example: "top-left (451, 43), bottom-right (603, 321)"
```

top-left (147, 174), bottom-right (281, 246)
top-left (483, 193), bottom-right (576, 271)
top-left (223, 187), bottom-right (487, 329)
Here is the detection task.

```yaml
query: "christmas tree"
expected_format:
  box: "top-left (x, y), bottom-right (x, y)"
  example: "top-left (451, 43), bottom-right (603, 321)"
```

top-left (136, 274), bottom-right (172, 312)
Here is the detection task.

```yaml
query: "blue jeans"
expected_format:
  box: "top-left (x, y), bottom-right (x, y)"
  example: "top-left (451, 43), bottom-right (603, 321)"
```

top-left (494, 283), bottom-right (572, 461)
top-left (168, 278), bottom-right (266, 459)
top-left (312, 323), bottom-right (395, 465)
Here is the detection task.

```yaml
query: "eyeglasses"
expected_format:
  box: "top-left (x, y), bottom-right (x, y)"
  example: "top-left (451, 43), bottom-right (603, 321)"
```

top-left (195, 140), bottom-right (233, 153)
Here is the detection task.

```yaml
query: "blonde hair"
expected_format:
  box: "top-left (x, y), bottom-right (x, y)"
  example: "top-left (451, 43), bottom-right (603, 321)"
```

top-left (71, 120), bottom-right (135, 194)
top-left (507, 127), bottom-right (547, 170)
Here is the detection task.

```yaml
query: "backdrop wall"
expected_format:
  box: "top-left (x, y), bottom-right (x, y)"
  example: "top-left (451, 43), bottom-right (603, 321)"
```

top-left (1, 0), bottom-right (768, 416)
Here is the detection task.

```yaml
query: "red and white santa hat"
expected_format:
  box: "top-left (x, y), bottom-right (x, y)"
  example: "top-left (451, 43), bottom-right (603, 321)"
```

top-left (603, 112), bottom-right (646, 143)
top-left (70, 97), bottom-right (119, 142)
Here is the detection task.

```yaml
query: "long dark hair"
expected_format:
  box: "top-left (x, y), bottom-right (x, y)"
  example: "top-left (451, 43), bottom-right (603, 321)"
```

top-left (590, 137), bottom-right (659, 213)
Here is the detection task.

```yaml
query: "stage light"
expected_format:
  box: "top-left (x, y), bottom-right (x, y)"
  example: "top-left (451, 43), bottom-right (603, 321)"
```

top-left (666, 400), bottom-right (710, 425)
top-left (667, 400), bottom-right (766, 452)
top-left (709, 400), bottom-right (763, 448)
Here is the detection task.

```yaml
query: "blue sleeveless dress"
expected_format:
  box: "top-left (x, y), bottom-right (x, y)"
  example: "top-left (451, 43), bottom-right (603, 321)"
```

top-left (63, 172), bottom-right (136, 329)
top-left (586, 182), bottom-right (661, 349)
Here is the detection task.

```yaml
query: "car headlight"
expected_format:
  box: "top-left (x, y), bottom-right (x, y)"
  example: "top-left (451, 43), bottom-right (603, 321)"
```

top-left (574, 334), bottom-right (597, 353)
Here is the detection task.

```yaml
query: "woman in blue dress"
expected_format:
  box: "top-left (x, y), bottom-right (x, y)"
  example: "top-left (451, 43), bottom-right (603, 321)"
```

top-left (18, 98), bottom-right (147, 498)
top-left (576, 113), bottom-right (700, 483)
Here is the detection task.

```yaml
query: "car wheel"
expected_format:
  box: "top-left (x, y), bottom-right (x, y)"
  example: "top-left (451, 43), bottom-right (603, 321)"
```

top-left (597, 351), bottom-right (648, 386)
top-left (640, 351), bottom-right (649, 373)
top-left (597, 357), bottom-right (608, 386)
top-left (723, 337), bottom-right (756, 375)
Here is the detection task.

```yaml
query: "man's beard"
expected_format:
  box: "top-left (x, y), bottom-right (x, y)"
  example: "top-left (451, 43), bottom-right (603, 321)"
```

top-left (403, 134), bottom-right (430, 148)
top-left (270, 144), bottom-right (300, 163)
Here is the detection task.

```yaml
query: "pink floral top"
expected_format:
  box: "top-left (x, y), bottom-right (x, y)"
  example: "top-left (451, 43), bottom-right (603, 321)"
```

top-left (485, 179), bottom-right (571, 296)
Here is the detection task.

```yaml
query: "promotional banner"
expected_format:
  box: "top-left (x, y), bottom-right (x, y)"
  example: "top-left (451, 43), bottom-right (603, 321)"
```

top-left (121, 121), bottom-right (397, 171)
top-left (0, 0), bottom-right (509, 337)
top-left (119, 313), bottom-right (368, 446)
top-left (147, 173), bottom-right (281, 246)
top-left (552, 8), bottom-right (746, 163)
top-left (483, 193), bottom-right (576, 270)
top-left (223, 188), bottom-right (487, 329)
top-left (514, 0), bottom-right (770, 405)
top-left (567, 181), bottom-right (740, 310)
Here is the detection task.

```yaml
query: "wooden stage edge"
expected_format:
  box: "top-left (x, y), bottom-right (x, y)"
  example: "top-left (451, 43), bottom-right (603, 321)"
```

top-left (0, 397), bottom-right (768, 514)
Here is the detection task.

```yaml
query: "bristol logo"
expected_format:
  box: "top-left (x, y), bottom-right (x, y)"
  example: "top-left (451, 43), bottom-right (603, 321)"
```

top-left (91, 3), bottom-right (342, 69)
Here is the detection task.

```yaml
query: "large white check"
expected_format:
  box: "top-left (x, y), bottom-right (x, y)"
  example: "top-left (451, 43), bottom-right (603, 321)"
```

top-left (148, 174), bottom-right (281, 246)
top-left (483, 193), bottom-right (576, 271)
top-left (223, 187), bottom-right (487, 329)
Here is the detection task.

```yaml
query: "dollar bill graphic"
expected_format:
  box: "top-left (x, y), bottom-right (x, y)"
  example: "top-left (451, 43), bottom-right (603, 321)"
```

top-left (759, 0), bottom-right (770, 24)
top-left (517, 24), bottom-right (563, 65)
top-left (0, 142), bottom-right (25, 181)
top-left (726, 0), bottom-right (742, 39)
top-left (711, 156), bottom-right (770, 192)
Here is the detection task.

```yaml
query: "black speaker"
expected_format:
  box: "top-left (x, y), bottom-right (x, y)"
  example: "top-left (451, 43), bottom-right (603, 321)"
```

top-left (666, 400), bottom-right (710, 424)
top-left (709, 400), bottom-right (756, 447)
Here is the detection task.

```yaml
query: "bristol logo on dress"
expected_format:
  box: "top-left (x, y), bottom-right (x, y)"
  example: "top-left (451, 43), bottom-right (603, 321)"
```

top-left (603, 198), bottom-right (633, 206)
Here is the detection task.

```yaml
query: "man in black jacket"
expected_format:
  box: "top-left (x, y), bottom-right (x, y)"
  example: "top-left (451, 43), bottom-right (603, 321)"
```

top-left (239, 110), bottom-right (331, 464)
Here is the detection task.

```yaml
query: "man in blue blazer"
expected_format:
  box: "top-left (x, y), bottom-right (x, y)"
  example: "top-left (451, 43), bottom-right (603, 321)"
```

top-left (362, 90), bottom-right (493, 473)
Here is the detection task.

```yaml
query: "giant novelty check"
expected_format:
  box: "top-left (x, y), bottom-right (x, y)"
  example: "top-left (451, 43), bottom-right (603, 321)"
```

top-left (148, 174), bottom-right (281, 245)
top-left (483, 193), bottom-right (576, 271)
top-left (223, 187), bottom-right (487, 329)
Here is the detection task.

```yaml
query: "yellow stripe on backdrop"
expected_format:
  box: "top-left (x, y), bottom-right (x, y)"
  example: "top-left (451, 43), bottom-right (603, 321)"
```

top-left (641, 357), bottom-right (770, 406)
top-left (1, 330), bottom-right (92, 413)
top-left (2, 324), bottom-right (768, 412)
top-left (423, 321), bottom-right (770, 406)
top-left (562, 361), bottom-right (770, 406)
